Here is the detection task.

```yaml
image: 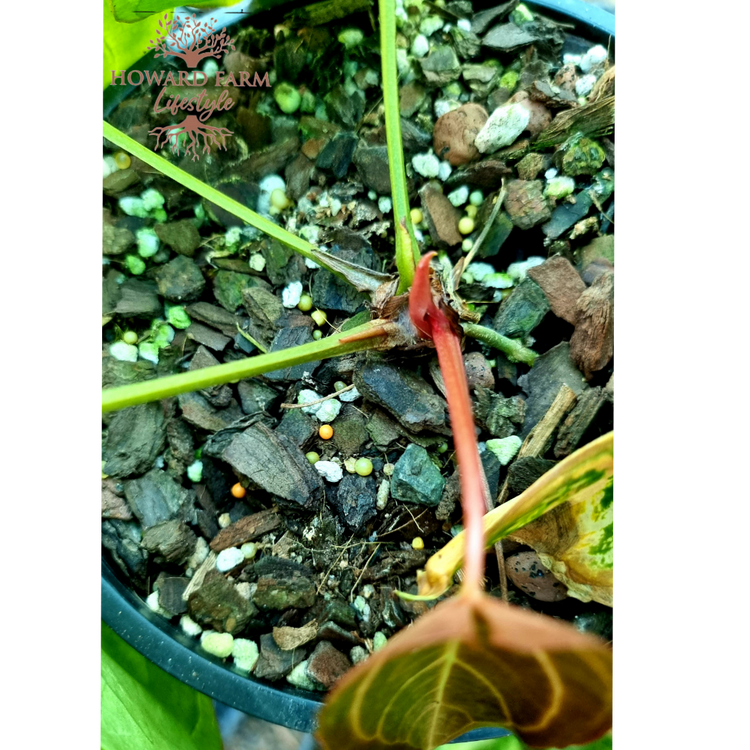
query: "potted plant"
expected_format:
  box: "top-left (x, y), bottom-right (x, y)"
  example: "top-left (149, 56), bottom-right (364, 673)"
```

top-left (100, 3), bottom-right (616, 739)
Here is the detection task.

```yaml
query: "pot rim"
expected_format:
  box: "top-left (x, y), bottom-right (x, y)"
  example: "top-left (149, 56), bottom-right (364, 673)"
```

top-left (103, 0), bottom-right (614, 116)
top-left (103, 559), bottom-right (514, 741)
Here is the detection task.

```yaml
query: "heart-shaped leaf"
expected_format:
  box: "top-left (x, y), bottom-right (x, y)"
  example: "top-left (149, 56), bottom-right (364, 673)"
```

top-left (416, 433), bottom-right (613, 600)
top-left (316, 593), bottom-right (612, 750)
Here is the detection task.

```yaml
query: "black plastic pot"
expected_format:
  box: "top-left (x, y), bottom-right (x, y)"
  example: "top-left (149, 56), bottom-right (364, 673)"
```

top-left (102, 0), bottom-right (614, 742)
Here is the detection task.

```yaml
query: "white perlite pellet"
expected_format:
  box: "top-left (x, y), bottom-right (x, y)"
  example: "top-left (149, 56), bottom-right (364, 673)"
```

top-left (486, 436), bottom-right (522, 465)
top-left (216, 547), bottom-right (245, 572)
top-left (412, 152), bottom-right (440, 178)
top-left (475, 103), bottom-right (530, 153)
top-left (339, 385), bottom-right (360, 402)
top-left (282, 280), bottom-right (304, 308)
top-left (201, 631), bottom-right (234, 658)
top-left (315, 461), bottom-right (344, 483)
top-left (180, 615), bottom-right (202, 637)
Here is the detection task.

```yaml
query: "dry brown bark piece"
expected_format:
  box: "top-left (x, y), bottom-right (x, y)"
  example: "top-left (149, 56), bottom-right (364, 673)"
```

top-left (420, 181), bottom-right (462, 247)
top-left (554, 387), bottom-right (607, 458)
top-left (570, 270), bottom-right (614, 380)
top-left (222, 423), bottom-right (324, 508)
top-left (102, 210), bottom-right (134, 256)
top-left (504, 179), bottom-right (551, 229)
top-left (187, 569), bottom-right (258, 634)
top-left (101, 479), bottom-right (133, 520)
top-left (527, 256), bottom-right (586, 325)
top-left (590, 65), bottom-right (615, 102)
top-left (273, 620), bottom-right (319, 651)
top-left (185, 301), bottom-right (241, 337)
top-left (306, 641), bottom-right (352, 689)
top-left (209, 508), bottom-right (282, 552)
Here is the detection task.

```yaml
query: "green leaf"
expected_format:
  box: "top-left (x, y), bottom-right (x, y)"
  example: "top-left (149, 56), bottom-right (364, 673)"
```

top-left (108, 0), bottom-right (237, 23)
top-left (102, 320), bottom-right (386, 412)
top-left (102, 122), bottom-right (387, 291)
top-left (555, 737), bottom-right (612, 750)
top-left (416, 434), bottom-right (613, 601)
top-left (379, 0), bottom-right (419, 293)
top-left (101, 621), bottom-right (222, 750)
top-left (447, 734), bottom-right (613, 750)
top-left (446, 732), bottom-right (614, 750)
top-left (316, 593), bottom-right (612, 750)
top-left (436, 739), bottom-right (522, 750)
top-left (103, 0), bottom-right (164, 88)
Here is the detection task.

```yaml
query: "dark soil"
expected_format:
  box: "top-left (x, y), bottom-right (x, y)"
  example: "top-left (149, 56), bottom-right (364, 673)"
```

top-left (102, 0), bottom-right (614, 692)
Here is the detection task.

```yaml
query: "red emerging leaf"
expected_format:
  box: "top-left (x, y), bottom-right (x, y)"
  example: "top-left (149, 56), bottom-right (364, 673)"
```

top-left (408, 252), bottom-right (439, 339)
top-left (408, 254), bottom-right (487, 593)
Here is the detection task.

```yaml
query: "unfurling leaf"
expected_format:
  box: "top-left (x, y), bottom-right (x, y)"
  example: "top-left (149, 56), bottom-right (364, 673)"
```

top-left (408, 252), bottom-right (441, 339)
top-left (417, 433), bottom-right (613, 601)
top-left (316, 594), bottom-right (612, 750)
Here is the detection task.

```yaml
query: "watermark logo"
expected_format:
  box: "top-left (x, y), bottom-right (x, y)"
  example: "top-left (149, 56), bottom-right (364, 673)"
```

top-left (146, 13), bottom-right (235, 69)
top-left (109, 14), bottom-right (270, 161)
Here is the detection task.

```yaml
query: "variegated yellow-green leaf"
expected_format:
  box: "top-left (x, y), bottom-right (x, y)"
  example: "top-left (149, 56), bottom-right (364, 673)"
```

top-left (509, 478), bottom-right (612, 606)
top-left (416, 434), bottom-right (613, 602)
top-left (316, 593), bottom-right (612, 750)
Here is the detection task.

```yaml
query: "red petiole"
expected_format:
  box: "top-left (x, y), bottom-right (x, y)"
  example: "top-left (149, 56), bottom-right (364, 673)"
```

top-left (409, 253), bottom-right (487, 596)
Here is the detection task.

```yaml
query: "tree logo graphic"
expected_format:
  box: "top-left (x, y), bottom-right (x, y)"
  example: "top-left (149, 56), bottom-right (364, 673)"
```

top-left (146, 14), bottom-right (237, 161)
top-left (146, 13), bottom-right (235, 69)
